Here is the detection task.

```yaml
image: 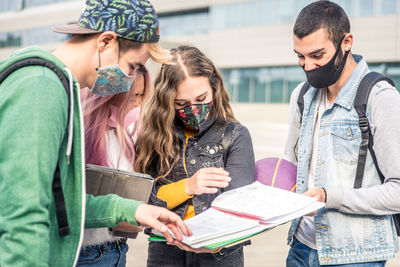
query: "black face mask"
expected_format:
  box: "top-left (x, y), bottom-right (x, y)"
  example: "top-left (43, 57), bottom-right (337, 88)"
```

top-left (304, 36), bottom-right (349, 89)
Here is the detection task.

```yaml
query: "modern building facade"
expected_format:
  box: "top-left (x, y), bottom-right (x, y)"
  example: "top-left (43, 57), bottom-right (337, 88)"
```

top-left (1, 0), bottom-right (400, 103)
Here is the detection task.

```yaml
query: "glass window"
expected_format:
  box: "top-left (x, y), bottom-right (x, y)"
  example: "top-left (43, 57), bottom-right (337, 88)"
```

top-left (226, 3), bottom-right (242, 28)
top-left (259, 0), bottom-right (276, 25)
top-left (386, 64), bottom-right (400, 92)
top-left (241, 1), bottom-right (258, 27)
top-left (270, 80), bottom-right (284, 103)
top-left (159, 10), bottom-right (210, 37)
top-left (254, 79), bottom-right (266, 102)
top-left (220, 66), bottom-right (306, 103)
top-left (210, 5), bottom-right (226, 30)
top-left (238, 77), bottom-right (250, 102)
top-left (0, 0), bottom-right (23, 12)
top-left (379, 0), bottom-right (397, 15)
top-left (278, 0), bottom-right (295, 23)
top-left (354, 0), bottom-right (373, 17)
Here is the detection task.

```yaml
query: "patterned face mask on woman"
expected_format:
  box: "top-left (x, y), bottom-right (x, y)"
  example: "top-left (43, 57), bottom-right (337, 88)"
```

top-left (175, 101), bottom-right (214, 131)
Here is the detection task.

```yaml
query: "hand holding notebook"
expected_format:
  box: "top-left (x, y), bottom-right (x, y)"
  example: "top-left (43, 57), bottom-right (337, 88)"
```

top-left (150, 181), bottom-right (324, 249)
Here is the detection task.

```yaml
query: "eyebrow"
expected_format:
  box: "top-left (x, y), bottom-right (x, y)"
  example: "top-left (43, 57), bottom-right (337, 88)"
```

top-left (294, 48), bottom-right (325, 56)
top-left (175, 92), bottom-right (208, 102)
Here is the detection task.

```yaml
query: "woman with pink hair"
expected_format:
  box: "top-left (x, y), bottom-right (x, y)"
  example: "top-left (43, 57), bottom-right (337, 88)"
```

top-left (78, 66), bottom-right (150, 266)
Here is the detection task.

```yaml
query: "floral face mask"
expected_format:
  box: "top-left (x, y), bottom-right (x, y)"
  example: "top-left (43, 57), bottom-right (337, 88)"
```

top-left (175, 101), bottom-right (214, 131)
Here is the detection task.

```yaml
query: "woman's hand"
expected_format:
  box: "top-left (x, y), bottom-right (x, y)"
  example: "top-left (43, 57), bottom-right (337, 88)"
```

top-left (185, 167), bottom-right (231, 195)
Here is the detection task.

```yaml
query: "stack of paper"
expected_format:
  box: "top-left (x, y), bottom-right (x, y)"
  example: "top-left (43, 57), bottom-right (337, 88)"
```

top-left (150, 181), bottom-right (324, 249)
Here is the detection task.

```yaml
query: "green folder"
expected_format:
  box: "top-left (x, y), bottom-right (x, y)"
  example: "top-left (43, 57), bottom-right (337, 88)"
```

top-left (148, 227), bottom-right (272, 250)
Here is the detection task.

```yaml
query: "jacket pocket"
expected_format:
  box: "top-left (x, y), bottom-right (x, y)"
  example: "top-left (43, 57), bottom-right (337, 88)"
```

top-left (331, 124), bottom-right (361, 166)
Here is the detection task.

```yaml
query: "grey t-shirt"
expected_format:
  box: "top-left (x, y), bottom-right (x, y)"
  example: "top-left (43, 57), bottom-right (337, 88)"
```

top-left (295, 88), bottom-right (328, 249)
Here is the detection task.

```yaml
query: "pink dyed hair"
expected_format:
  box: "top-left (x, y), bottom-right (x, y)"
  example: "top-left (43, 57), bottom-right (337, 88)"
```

top-left (81, 67), bottom-right (151, 168)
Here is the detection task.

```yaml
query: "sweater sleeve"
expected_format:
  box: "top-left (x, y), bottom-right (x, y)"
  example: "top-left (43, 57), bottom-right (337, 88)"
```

top-left (85, 194), bottom-right (142, 228)
top-left (0, 71), bottom-right (67, 266)
top-left (157, 178), bottom-right (193, 209)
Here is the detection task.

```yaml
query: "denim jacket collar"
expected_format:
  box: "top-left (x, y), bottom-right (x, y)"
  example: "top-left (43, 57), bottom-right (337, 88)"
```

top-left (333, 54), bottom-right (367, 110)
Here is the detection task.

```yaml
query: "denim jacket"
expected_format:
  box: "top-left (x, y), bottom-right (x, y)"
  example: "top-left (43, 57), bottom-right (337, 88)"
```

top-left (148, 117), bottom-right (255, 258)
top-left (285, 55), bottom-right (399, 265)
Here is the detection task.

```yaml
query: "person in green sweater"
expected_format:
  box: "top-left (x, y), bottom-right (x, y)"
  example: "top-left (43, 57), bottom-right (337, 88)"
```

top-left (0, 0), bottom-right (190, 266)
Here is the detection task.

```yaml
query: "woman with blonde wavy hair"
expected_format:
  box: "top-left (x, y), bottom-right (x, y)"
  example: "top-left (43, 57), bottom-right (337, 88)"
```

top-left (135, 46), bottom-right (255, 266)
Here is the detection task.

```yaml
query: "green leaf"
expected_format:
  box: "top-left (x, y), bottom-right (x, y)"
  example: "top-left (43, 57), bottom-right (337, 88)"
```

top-left (138, 23), bottom-right (148, 30)
top-left (96, 19), bottom-right (104, 31)
top-left (108, 8), bottom-right (119, 14)
top-left (123, 9), bottom-right (134, 15)
top-left (117, 28), bottom-right (128, 33)
top-left (139, 1), bottom-right (151, 7)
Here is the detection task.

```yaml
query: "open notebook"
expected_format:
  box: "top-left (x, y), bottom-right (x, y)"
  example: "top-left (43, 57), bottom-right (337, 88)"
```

top-left (86, 164), bottom-right (154, 238)
top-left (149, 181), bottom-right (324, 249)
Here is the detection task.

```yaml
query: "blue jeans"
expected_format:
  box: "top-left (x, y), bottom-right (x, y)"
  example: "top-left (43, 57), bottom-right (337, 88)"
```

top-left (286, 238), bottom-right (386, 267)
top-left (77, 239), bottom-right (128, 267)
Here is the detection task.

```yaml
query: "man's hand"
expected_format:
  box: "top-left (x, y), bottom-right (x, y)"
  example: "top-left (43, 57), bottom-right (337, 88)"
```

top-left (186, 167), bottom-right (231, 195)
top-left (302, 187), bottom-right (326, 216)
top-left (135, 204), bottom-right (192, 243)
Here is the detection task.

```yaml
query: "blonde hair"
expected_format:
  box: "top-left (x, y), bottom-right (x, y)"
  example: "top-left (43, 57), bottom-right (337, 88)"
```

top-left (146, 42), bottom-right (172, 64)
top-left (134, 46), bottom-right (236, 181)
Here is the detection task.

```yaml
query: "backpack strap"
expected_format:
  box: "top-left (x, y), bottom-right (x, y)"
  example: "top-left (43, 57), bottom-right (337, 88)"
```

top-left (0, 57), bottom-right (71, 237)
top-left (297, 81), bottom-right (311, 124)
top-left (353, 71), bottom-right (394, 189)
top-left (221, 123), bottom-right (235, 168)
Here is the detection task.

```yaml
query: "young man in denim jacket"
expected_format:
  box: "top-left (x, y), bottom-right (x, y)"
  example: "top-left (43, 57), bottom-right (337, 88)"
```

top-left (284, 1), bottom-right (400, 266)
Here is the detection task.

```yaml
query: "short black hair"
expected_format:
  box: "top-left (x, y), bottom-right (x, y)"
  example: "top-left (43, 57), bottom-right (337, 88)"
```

top-left (293, 1), bottom-right (350, 47)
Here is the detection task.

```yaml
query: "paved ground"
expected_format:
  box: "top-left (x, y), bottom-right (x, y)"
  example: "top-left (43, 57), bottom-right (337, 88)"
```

top-left (126, 103), bottom-right (400, 266)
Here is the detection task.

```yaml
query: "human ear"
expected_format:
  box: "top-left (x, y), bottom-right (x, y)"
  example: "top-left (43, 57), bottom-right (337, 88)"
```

top-left (342, 33), bottom-right (353, 52)
top-left (96, 31), bottom-right (118, 52)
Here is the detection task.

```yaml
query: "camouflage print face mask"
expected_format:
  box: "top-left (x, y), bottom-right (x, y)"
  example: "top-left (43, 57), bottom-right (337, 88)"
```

top-left (175, 101), bottom-right (214, 131)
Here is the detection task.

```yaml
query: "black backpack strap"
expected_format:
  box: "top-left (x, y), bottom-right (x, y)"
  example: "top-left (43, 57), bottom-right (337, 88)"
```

top-left (353, 71), bottom-right (394, 188)
top-left (221, 123), bottom-right (235, 168)
top-left (297, 81), bottom-right (311, 124)
top-left (0, 57), bottom-right (71, 237)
